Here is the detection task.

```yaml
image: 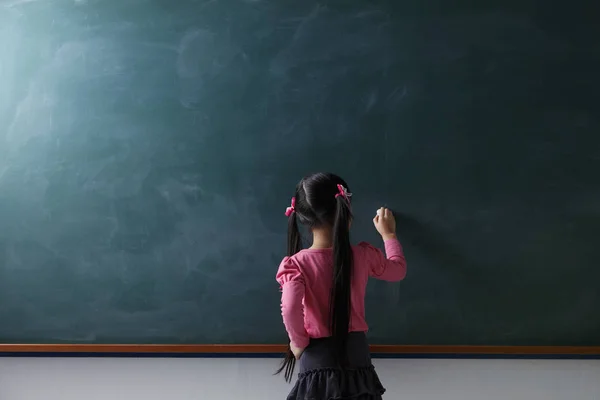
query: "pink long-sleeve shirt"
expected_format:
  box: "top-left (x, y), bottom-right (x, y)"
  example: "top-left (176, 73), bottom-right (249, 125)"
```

top-left (276, 239), bottom-right (407, 348)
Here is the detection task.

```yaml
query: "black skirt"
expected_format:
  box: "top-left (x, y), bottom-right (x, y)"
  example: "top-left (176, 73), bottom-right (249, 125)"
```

top-left (287, 332), bottom-right (385, 400)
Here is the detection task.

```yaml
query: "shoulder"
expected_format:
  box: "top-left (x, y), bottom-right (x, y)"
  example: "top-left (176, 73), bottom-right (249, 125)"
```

top-left (279, 250), bottom-right (312, 268)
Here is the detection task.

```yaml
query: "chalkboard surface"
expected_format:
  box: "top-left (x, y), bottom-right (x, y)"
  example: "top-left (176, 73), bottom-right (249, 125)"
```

top-left (1, 0), bottom-right (599, 347)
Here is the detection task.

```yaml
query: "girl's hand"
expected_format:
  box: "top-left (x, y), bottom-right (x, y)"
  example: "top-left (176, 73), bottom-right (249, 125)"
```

top-left (290, 342), bottom-right (305, 360)
top-left (373, 207), bottom-right (396, 240)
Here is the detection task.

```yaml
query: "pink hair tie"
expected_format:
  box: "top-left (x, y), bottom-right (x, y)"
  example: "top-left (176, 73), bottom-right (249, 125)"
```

top-left (285, 197), bottom-right (296, 217)
top-left (335, 184), bottom-right (352, 200)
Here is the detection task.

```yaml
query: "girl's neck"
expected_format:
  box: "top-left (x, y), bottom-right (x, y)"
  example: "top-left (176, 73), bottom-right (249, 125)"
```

top-left (310, 227), bottom-right (333, 249)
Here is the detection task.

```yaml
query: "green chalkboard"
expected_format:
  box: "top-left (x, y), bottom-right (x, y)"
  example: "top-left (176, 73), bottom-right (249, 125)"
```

top-left (0, 0), bottom-right (599, 347)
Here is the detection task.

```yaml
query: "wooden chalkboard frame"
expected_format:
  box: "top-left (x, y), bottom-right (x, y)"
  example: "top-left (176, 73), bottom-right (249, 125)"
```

top-left (1, 345), bottom-right (599, 358)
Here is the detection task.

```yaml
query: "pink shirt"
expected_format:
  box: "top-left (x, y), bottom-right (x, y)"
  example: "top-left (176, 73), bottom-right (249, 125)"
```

top-left (276, 239), bottom-right (407, 348)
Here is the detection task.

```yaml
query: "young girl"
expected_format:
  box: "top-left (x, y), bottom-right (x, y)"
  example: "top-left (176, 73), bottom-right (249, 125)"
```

top-left (275, 172), bottom-right (407, 400)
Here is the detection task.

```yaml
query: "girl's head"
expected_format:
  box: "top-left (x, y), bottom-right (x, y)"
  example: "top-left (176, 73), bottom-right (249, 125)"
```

top-left (277, 172), bottom-right (354, 382)
top-left (286, 172), bottom-right (353, 253)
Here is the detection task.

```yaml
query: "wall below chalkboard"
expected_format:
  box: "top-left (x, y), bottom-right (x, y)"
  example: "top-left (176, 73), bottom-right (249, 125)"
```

top-left (1, 358), bottom-right (598, 400)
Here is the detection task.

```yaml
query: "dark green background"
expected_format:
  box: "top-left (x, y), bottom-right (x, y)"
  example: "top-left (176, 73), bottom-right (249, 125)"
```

top-left (0, 0), bottom-right (598, 346)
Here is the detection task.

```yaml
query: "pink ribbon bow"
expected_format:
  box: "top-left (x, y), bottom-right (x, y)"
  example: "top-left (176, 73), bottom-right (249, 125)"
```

top-left (335, 184), bottom-right (352, 200)
top-left (285, 197), bottom-right (296, 217)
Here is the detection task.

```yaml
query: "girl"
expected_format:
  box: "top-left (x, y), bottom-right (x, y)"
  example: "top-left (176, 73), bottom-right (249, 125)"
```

top-left (276, 172), bottom-right (407, 400)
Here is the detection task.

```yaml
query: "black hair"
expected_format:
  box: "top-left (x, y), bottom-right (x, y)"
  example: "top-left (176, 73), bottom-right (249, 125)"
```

top-left (275, 172), bottom-right (354, 382)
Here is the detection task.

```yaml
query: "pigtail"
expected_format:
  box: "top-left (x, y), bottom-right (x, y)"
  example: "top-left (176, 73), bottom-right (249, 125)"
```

top-left (330, 194), bottom-right (353, 367)
top-left (275, 206), bottom-right (302, 382)
top-left (287, 210), bottom-right (302, 257)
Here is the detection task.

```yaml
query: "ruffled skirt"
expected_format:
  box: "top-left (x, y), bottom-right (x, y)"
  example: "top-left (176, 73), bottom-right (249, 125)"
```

top-left (286, 332), bottom-right (385, 400)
